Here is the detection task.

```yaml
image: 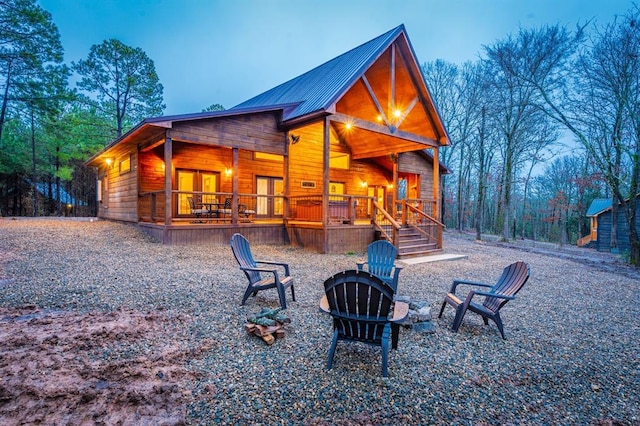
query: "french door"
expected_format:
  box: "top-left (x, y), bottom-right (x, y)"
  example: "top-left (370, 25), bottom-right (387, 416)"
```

top-left (256, 176), bottom-right (283, 217)
top-left (177, 170), bottom-right (218, 215)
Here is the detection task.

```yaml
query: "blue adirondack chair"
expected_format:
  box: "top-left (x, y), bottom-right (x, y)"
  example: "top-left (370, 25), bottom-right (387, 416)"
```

top-left (356, 240), bottom-right (402, 292)
top-left (319, 269), bottom-right (409, 377)
top-left (230, 233), bottom-right (295, 309)
top-left (438, 261), bottom-right (530, 339)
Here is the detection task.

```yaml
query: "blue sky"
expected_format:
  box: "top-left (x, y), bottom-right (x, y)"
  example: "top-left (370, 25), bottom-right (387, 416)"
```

top-left (39, 0), bottom-right (633, 116)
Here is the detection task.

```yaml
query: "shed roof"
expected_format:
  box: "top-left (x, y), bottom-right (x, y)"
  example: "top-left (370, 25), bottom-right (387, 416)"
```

top-left (586, 198), bottom-right (612, 217)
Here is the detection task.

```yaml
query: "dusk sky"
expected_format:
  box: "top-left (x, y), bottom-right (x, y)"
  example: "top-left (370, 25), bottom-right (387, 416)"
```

top-left (39, 0), bottom-right (634, 116)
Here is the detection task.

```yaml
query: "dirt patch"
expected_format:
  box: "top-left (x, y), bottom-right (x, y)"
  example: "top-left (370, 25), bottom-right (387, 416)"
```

top-left (0, 306), bottom-right (211, 425)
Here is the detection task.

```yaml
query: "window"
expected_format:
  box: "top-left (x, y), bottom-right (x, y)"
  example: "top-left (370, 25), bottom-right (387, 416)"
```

top-left (254, 152), bottom-right (283, 162)
top-left (256, 176), bottom-right (283, 217)
top-left (119, 155), bottom-right (131, 174)
top-left (176, 170), bottom-right (219, 215)
top-left (330, 152), bottom-right (349, 169)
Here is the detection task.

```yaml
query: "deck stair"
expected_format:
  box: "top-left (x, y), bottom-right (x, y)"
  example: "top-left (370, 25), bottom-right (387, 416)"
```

top-left (396, 225), bottom-right (441, 258)
top-left (373, 200), bottom-right (444, 259)
top-left (376, 224), bottom-right (442, 258)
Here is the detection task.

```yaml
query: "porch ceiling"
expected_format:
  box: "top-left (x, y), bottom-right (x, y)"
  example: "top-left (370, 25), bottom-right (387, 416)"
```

top-left (329, 114), bottom-right (438, 160)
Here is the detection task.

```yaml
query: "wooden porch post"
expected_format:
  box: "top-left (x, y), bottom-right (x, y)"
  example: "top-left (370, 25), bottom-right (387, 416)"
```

top-left (391, 153), bottom-right (398, 218)
top-left (283, 133), bottom-right (290, 223)
top-left (164, 136), bottom-right (173, 227)
top-left (232, 147), bottom-right (239, 224)
top-left (322, 117), bottom-right (330, 252)
top-left (432, 147), bottom-right (440, 219)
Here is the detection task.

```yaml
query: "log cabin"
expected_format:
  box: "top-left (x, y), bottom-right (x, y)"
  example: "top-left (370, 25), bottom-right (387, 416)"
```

top-left (85, 24), bottom-right (451, 255)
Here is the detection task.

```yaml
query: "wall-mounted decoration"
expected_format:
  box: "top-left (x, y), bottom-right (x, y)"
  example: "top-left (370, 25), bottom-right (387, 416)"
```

top-left (301, 180), bottom-right (316, 188)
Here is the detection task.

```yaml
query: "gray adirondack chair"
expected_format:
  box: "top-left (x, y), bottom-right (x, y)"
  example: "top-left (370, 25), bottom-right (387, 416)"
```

top-left (438, 261), bottom-right (530, 339)
top-left (230, 233), bottom-right (295, 309)
top-left (320, 269), bottom-right (409, 377)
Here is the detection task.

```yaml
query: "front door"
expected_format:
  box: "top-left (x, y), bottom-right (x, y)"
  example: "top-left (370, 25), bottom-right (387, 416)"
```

top-left (256, 176), bottom-right (283, 217)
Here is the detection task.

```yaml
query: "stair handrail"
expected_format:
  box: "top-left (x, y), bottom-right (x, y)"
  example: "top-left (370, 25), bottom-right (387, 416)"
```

top-left (372, 200), bottom-right (401, 246)
top-left (405, 202), bottom-right (445, 248)
top-left (405, 202), bottom-right (445, 227)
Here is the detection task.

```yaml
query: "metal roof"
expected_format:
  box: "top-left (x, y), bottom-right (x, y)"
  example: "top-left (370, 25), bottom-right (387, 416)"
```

top-left (231, 25), bottom-right (406, 122)
top-left (586, 198), bottom-right (612, 217)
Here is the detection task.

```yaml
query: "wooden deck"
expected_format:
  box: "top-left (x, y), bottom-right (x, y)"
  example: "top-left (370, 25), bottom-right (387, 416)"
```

top-left (137, 219), bottom-right (376, 253)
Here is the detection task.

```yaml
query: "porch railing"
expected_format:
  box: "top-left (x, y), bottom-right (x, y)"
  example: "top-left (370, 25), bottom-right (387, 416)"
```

top-left (138, 191), bottom-right (284, 224)
top-left (289, 194), bottom-right (373, 224)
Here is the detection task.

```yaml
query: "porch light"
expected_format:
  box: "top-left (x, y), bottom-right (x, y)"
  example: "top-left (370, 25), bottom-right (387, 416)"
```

top-left (345, 122), bottom-right (352, 130)
top-left (224, 167), bottom-right (233, 177)
top-left (105, 157), bottom-right (114, 167)
top-left (360, 181), bottom-right (368, 188)
top-left (393, 109), bottom-right (402, 118)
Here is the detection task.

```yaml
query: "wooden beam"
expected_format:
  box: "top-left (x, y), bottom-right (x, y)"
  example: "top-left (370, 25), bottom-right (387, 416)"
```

top-left (232, 147), bottom-right (239, 224)
top-left (323, 117), bottom-right (330, 253)
top-left (139, 138), bottom-right (164, 152)
top-left (396, 45), bottom-right (444, 143)
top-left (432, 147), bottom-right (440, 219)
top-left (283, 132), bottom-right (290, 222)
top-left (330, 113), bottom-right (439, 148)
top-left (361, 75), bottom-right (390, 128)
top-left (163, 135), bottom-right (173, 228)
top-left (395, 96), bottom-right (419, 129)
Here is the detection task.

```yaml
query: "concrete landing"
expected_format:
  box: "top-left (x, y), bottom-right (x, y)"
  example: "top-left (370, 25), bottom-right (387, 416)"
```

top-left (399, 253), bottom-right (468, 265)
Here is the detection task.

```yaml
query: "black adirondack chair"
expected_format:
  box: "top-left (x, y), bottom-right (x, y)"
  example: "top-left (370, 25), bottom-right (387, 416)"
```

top-left (356, 240), bottom-right (402, 291)
top-left (230, 233), bottom-right (295, 309)
top-left (438, 261), bottom-right (530, 339)
top-left (319, 269), bottom-right (409, 377)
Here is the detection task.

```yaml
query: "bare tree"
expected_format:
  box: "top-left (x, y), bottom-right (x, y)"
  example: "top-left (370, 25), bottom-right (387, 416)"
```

top-left (483, 32), bottom-right (561, 241)
top-left (509, 9), bottom-right (640, 264)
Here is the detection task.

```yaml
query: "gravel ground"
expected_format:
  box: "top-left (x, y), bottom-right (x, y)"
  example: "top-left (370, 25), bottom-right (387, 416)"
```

top-left (0, 218), bottom-right (638, 425)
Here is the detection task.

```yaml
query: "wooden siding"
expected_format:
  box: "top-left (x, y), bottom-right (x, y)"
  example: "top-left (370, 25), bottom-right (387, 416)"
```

top-left (139, 223), bottom-right (289, 246)
top-left (98, 152), bottom-right (138, 222)
top-left (399, 151), bottom-right (434, 199)
top-left (167, 112), bottom-right (284, 154)
top-left (286, 223), bottom-right (375, 253)
top-left (289, 123), bottom-right (394, 198)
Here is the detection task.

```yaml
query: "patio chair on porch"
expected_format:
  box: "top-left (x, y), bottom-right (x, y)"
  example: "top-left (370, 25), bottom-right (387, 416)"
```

top-left (230, 233), bottom-right (295, 309)
top-left (239, 204), bottom-right (256, 222)
top-left (187, 196), bottom-right (211, 223)
top-left (438, 261), bottom-right (530, 339)
top-left (356, 240), bottom-right (402, 292)
top-left (218, 198), bottom-right (233, 222)
top-left (319, 269), bottom-right (409, 377)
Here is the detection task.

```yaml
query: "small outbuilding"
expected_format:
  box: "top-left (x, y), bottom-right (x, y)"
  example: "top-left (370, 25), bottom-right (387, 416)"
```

top-left (581, 196), bottom-right (640, 254)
